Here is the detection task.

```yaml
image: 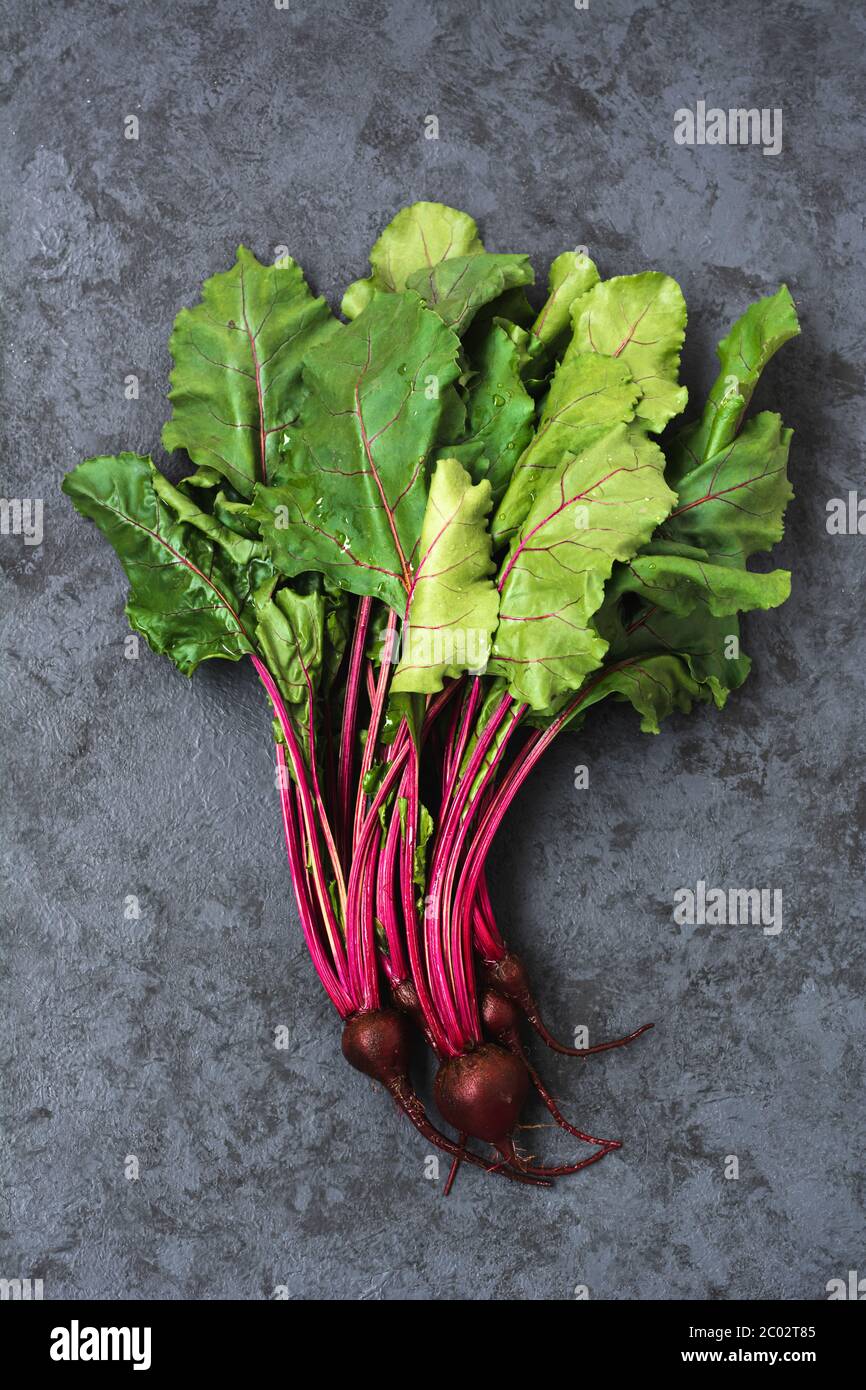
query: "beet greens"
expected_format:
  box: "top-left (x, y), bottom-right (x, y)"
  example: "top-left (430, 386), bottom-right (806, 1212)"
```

top-left (64, 202), bottom-right (800, 1189)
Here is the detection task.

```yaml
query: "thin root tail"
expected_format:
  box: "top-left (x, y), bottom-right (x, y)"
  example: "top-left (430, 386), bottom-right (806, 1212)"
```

top-left (501, 1030), bottom-right (622, 1149)
top-left (386, 1078), bottom-right (551, 1189)
top-left (526, 1010), bottom-right (655, 1059)
top-left (495, 1135), bottom-right (616, 1179)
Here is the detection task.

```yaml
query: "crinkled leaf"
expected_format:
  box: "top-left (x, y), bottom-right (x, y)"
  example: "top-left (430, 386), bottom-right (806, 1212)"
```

top-left (661, 412), bottom-right (794, 566)
top-left (392, 458), bottom-right (499, 694)
top-left (253, 580), bottom-right (330, 759)
top-left (601, 547), bottom-right (791, 621)
top-left (489, 424), bottom-right (676, 709)
top-left (569, 271), bottom-right (688, 433)
top-left (381, 690), bottom-right (426, 747)
top-left (666, 285), bottom-right (799, 486)
top-left (406, 252), bottom-right (534, 335)
top-left (604, 603), bottom-right (752, 713)
top-left (493, 318), bottom-right (549, 398)
top-left (492, 350), bottom-right (641, 543)
top-left (341, 202), bottom-right (484, 320)
top-left (62, 453), bottom-right (268, 673)
top-left (531, 251), bottom-right (600, 356)
top-left (253, 581), bottom-right (325, 710)
top-left (444, 322), bottom-right (535, 504)
top-left (567, 654), bottom-right (713, 735)
top-left (162, 246), bottom-right (339, 498)
top-left (252, 292), bottom-right (462, 612)
top-left (587, 545), bottom-right (789, 734)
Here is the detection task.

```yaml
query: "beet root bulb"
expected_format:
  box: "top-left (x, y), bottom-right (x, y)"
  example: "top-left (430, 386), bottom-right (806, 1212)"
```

top-left (435, 1043), bottom-right (529, 1147)
top-left (341, 1007), bottom-right (411, 1085)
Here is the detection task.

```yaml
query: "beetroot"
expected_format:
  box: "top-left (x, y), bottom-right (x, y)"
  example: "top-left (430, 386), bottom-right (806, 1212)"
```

top-left (435, 1043), bottom-right (529, 1145)
top-left (341, 1011), bottom-right (549, 1188)
top-left (434, 1042), bottom-right (614, 1178)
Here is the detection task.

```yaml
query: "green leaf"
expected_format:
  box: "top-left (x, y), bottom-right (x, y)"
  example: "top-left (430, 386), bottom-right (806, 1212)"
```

top-left (406, 253), bottom-right (534, 335)
top-left (414, 803), bottom-right (434, 895)
top-left (605, 607), bottom-right (751, 714)
top-left (661, 412), bottom-right (794, 566)
top-left (666, 285), bottom-right (799, 485)
top-left (491, 350), bottom-right (641, 543)
top-left (445, 321), bottom-right (535, 505)
top-left (176, 475), bottom-right (264, 542)
top-left (495, 318), bottom-right (543, 369)
top-left (253, 580), bottom-right (327, 724)
top-left (381, 690), bottom-right (425, 747)
top-left (531, 251), bottom-right (600, 356)
top-left (601, 547), bottom-right (791, 621)
top-left (322, 579), bottom-right (352, 695)
top-left (588, 539), bottom-right (791, 732)
top-left (251, 292), bottom-right (462, 612)
top-left (162, 246), bottom-right (339, 499)
top-left (569, 654), bottom-right (712, 735)
top-left (489, 424), bottom-right (676, 710)
top-left (474, 287), bottom-right (535, 331)
top-left (569, 271), bottom-right (688, 433)
top-left (62, 453), bottom-right (268, 674)
top-left (435, 383), bottom-right (468, 448)
top-left (392, 458), bottom-right (499, 694)
top-left (341, 202), bottom-right (485, 320)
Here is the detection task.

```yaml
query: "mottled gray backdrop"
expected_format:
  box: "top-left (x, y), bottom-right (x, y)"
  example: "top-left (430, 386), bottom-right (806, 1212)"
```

top-left (1, 0), bottom-right (864, 1301)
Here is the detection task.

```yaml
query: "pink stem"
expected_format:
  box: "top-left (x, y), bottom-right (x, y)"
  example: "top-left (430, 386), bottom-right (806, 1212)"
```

top-left (441, 677), bottom-right (467, 797)
top-left (442, 677), bottom-right (483, 807)
top-left (354, 608), bottom-right (398, 852)
top-left (346, 738), bottom-right (411, 1006)
top-left (359, 836), bottom-right (381, 1011)
top-left (338, 596), bottom-right (371, 860)
top-left (477, 870), bottom-right (498, 935)
top-left (294, 618), bottom-right (347, 915)
top-left (399, 739), bottom-right (453, 1056)
top-left (252, 655), bottom-right (349, 988)
top-left (452, 669), bottom-right (632, 954)
top-left (473, 900), bottom-right (504, 961)
top-left (440, 705), bottom-right (524, 1040)
top-left (275, 744), bottom-right (355, 1017)
top-left (424, 694), bottom-right (519, 1047)
top-left (378, 792), bottom-right (409, 981)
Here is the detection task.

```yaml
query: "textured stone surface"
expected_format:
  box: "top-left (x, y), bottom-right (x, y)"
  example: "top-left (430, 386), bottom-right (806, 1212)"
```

top-left (1, 0), bottom-right (864, 1301)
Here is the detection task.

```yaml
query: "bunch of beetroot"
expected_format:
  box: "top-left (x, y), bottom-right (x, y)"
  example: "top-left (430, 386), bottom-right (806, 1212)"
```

top-left (64, 203), bottom-right (799, 1188)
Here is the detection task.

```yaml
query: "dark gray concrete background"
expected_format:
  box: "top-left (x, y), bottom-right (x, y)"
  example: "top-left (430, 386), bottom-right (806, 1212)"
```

top-left (1, 0), bottom-right (864, 1302)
